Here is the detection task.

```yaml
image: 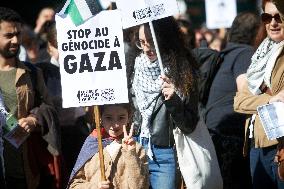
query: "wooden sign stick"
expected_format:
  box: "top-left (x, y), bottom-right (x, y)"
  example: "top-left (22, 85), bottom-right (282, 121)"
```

top-left (94, 105), bottom-right (106, 181)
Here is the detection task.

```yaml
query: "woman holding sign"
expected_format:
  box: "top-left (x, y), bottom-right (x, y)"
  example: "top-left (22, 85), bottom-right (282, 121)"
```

top-left (128, 16), bottom-right (199, 189)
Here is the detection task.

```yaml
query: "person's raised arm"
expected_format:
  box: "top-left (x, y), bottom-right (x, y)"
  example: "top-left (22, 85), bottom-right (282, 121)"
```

top-left (161, 75), bottom-right (198, 134)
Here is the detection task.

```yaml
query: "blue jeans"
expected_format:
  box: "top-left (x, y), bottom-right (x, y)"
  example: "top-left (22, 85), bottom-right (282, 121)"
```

top-left (250, 146), bottom-right (284, 189)
top-left (139, 137), bottom-right (176, 189)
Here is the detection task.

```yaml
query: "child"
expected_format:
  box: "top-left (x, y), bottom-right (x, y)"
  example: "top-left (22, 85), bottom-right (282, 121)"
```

top-left (68, 103), bottom-right (149, 189)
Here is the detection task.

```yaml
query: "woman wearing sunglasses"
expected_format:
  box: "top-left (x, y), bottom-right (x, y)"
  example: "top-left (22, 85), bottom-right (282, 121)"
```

top-left (234, 0), bottom-right (284, 188)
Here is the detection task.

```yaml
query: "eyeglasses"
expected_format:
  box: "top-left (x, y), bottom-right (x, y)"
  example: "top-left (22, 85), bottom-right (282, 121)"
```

top-left (261, 13), bottom-right (282, 24)
top-left (135, 39), bottom-right (155, 50)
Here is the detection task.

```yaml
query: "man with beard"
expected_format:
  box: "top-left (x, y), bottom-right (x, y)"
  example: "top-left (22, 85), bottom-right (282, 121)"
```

top-left (0, 7), bottom-right (57, 189)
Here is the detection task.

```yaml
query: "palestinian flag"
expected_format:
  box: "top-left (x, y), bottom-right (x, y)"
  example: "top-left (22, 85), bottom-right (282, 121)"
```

top-left (64, 0), bottom-right (104, 26)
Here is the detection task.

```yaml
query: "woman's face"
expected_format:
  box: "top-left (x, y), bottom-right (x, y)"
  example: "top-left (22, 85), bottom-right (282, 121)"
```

top-left (264, 2), bottom-right (284, 42)
top-left (138, 25), bottom-right (157, 62)
top-left (101, 105), bottom-right (129, 138)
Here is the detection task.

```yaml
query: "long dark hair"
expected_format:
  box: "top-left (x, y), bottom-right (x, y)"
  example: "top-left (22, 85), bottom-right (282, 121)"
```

top-left (127, 16), bottom-right (198, 95)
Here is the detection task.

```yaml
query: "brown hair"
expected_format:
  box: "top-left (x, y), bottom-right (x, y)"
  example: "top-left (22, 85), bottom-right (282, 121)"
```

top-left (132, 17), bottom-right (198, 95)
top-left (99, 103), bottom-right (133, 122)
top-left (42, 20), bottom-right (57, 48)
top-left (254, 0), bottom-right (274, 48)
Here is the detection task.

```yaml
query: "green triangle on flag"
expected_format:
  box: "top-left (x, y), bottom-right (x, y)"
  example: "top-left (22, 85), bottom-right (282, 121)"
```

top-left (64, 0), bottom-right (84, 26)
top-left (64, 0), bottom-right (103, 26)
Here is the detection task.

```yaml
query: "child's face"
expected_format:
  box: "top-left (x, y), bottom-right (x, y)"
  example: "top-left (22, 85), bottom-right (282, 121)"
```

top-left (101, 105), bottom-right (129, 138)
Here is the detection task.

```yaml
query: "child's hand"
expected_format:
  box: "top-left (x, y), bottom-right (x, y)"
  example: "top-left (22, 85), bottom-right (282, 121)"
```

top-left (98, 180), bottom-right (110, 189)
top-left (122, 123), bottom-right (136, 151)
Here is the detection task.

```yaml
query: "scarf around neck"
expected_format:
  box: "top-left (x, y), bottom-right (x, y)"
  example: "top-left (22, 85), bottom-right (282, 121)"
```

top-left (246, 37), bottom-right (284, 95)
top-left (132, 53), bottom-right (162, 137)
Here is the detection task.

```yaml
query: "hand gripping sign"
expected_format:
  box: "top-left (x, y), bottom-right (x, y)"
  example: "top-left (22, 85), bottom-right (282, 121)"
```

top-left (116, 0), bottom-right (179, 74)
top-left (116, 0), bottom-right (179, 29)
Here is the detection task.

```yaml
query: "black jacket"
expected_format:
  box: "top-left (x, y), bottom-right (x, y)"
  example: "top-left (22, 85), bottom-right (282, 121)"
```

top-left (133, 86), bottom-right (199, 147)
top-left (205, 43), bottom-right (253, 135)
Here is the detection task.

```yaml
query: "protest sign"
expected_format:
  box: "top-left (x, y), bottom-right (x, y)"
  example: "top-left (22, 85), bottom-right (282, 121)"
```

top-left (257, 102), bottom-right (284, 140)
top-left (116, 0), bottom-right (179, 28)
top-left (3, 113), bottom-right (29, 148)
top-left (0, 94), bottom-right (27, 149)
top-left (56, 10), bottom-right (128, 108)
top-left (205, 0), bottom-right (237, 29)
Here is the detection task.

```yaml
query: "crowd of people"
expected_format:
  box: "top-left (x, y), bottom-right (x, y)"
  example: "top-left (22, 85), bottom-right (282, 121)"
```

top-left (0, 0), bottom-right (284, 188)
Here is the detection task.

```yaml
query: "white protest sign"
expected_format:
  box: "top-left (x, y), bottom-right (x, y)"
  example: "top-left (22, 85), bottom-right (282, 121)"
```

top-left (257, 102), bottom-right (284, 140)
top-left (205, 0), bottom-right (237, 29)
top-left (56, 10), bottom-right (128, 108)
top-left (116, 0), bottom-right (179, 29)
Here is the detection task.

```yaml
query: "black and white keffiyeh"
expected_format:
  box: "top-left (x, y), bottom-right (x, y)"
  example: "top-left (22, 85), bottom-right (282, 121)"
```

top-left (247, 37), bottom-right (284, 95)
top-left (132, 53), bottom-right (162, 138)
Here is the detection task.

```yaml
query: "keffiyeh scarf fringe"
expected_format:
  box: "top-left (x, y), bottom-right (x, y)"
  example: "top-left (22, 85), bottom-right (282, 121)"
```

top-left (247, 38), bottom-right (284, 95)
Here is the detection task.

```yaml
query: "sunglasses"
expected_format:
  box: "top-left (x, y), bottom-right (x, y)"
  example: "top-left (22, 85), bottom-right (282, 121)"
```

top-left (261, 13), bottom-right (282, 24)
